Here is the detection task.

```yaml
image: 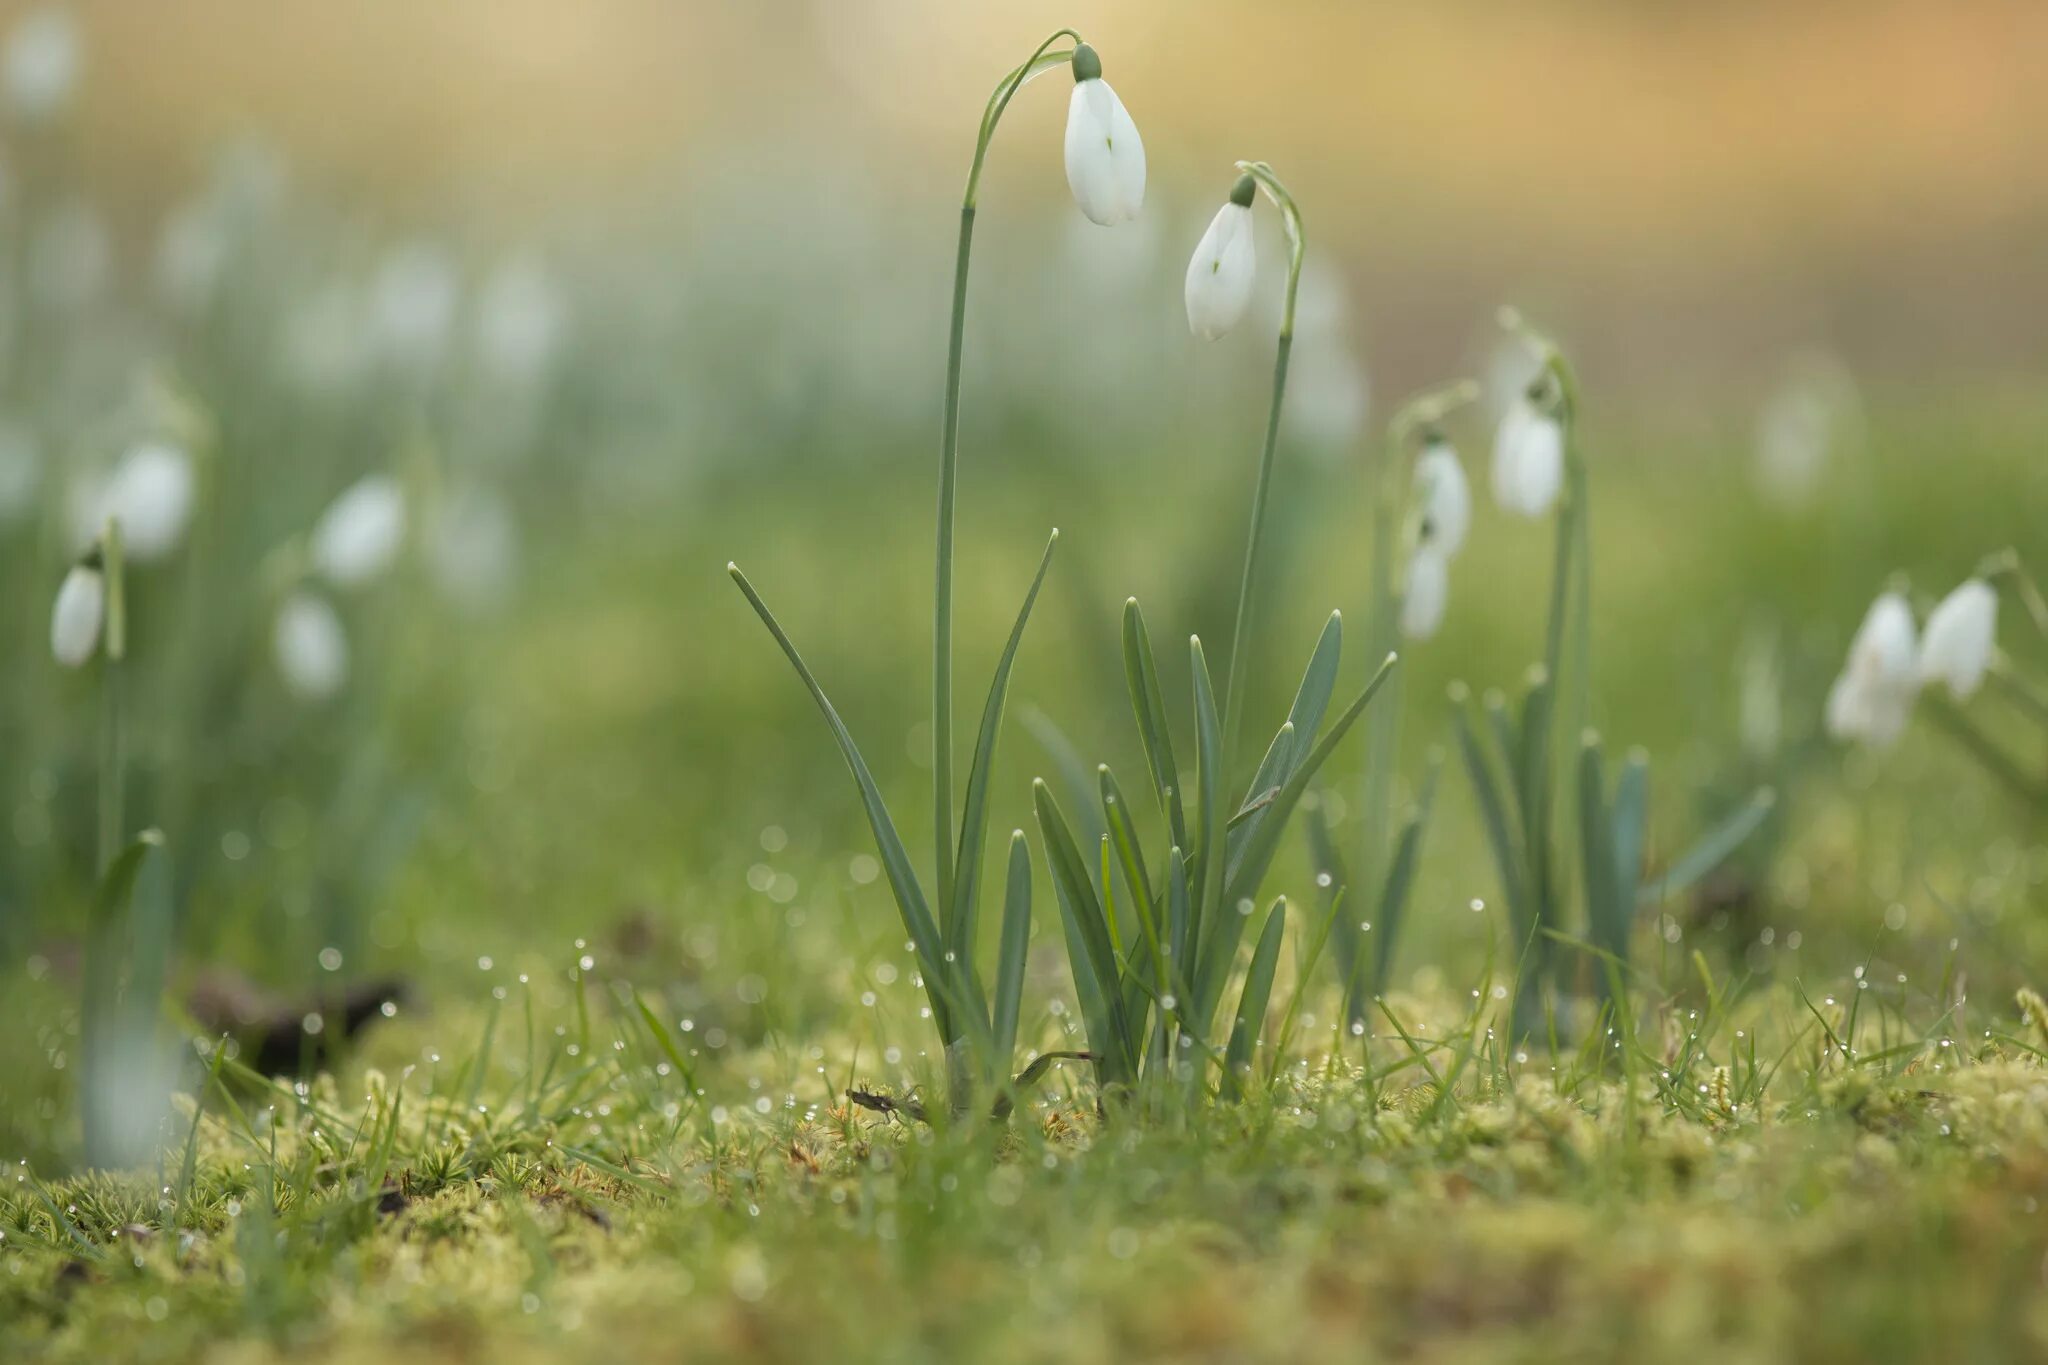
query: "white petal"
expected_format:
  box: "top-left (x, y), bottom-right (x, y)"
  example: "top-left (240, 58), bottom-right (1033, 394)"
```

top-left (1414, 442), bottom-right (1470, 556)
top-left (1183, 203), bottom-right (1255, 340)
top-left (1064, 79), bottom-right (1145, 226)
top-left (311, 475), bottom-right (407, 587)
top-left (273, 592), bottom-right (349, 700)
top-left (1400, 546), bottom-right (1450, 640)
top-left (106, 442), bottom-right (195, 561)
top-left (1917, 578), bottom-right (1996, 699)
top-left (49, 564), bottom-right (103, 667)
top-left (1829, 591), bottom-right (1920, 746)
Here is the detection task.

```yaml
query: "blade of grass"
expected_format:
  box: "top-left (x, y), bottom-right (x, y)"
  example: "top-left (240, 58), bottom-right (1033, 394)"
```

top-left (1123, 599), bottom-right (1189, 852)
top-left (1224, 899), bottom-right (1287, 1095)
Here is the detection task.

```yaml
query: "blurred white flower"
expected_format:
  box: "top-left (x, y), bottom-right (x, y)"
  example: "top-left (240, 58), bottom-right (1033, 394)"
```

top-left (88, 441), bottom-right (195, 562)
top-left (154, 199), bottom-right (231, 316)
top-left (1183, 181), bottom-right (1255, 340)
top-left (1400, 544), bottom-right (1450, 641)
top-left (4, 6), bottom-right (78, 123)
top-left (429, 485), bottom-right (519, 610)
top-left (310, 475), bottom-right (406, 587)
top-left (49, 562), bottom-right (103, 667)
top-left (1918, 578), bottom-right (1996, 700)
top-left (0, 421), bottom-right (40, 522)
top-left (1490, 391), bottom-right (1563, 518)
top-left (1413, 437), bottom-right (1471, 557)
top-left (1825, 590), bottom-right (1919, 748)
top-left (371, 240), bottom-right (458, 370)
top-left (475, 252), bottom-right (566, 384)
top-left (1063, 45), bottom-right (1144, 227)
top-left (273, 591), bottom-right (348, 700)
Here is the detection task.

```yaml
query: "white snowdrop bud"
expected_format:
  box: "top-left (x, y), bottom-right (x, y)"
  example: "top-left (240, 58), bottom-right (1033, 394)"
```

top-left (310, 475), bottom-right (406, 587)
top-left (1413, 436), bottom-right (1471, 557)
top-left (1184, 175), bottom-right (1257, 341)
top-left (4, 6), bottom-right (78, 123)
top-left (50, 562), bottom-right (103, 667)
top-left (273, 591), bottom-right (349, 700)
top-left (1063, 44), bottom-right (1145, 227)
top-left (1399, 544), bottom-right (1450, 641)
top-left (1490, 389), bottom-right (1563, 518)
top-left (1917, 578), bottom-right (1996, 700)
top-left (1825, 590), bottom-right (1919, 748)
top-left (104, 441), bottom-right (195, 562)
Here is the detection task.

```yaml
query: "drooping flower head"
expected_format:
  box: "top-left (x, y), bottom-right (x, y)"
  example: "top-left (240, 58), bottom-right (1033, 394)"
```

top-left (1491, 382), bottom-right (1564, 519)
top-left (1184, 174), bottom-right (1257, 341)
top-left (49, 557), bottom-right (103, 667)
top-left (310, 474), bottom-right (407, 588)
top-left (1918, 577), bottom-right (1996, 700)
top-left (1825, 590), bottom-right (1919, 748)
top-left (90, 441), bottom-right (195, 563)
top-left (1413, 433), bottom-right (1471, 558)
top-left (4, 6), bottom-right (79, 123)
top-left (273, 590), bottom-right (349, 701)
top-left (1400, 543), bottom-right (1450, 641)
top-left (1063, 43), bottom-right (1145, 227)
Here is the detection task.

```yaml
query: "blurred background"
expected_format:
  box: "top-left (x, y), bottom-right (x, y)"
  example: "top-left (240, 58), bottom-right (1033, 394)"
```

top-left (3, 1), bottom-right (2047, 1160)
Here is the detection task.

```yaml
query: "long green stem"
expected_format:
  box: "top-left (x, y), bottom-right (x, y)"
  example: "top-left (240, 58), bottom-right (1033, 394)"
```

top-left (84, 520), bottom-right (127, 1166)
top-left (934, 28), bottom-right (1080, 929)
top-left (1221, 162), bottom-right (1305, 773)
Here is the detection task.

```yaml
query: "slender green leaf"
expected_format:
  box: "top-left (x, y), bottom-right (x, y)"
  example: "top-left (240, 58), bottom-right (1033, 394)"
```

top-left (1637, 788), bottom-right (1777, 906)
top-left (1032, 780), bottom-right (1138, 1080)
top-left (1225, 901), bottom-right (1287, 1091)
top-left (1371, 753), bottom-right (1442, 999)
top-left (729, 566), bottom-right (949, 1032)
top-left (1189, 635), bottom-right (1226, 983)
top-left (1123, 599), bottom-right (1189, 852)
top-left (992, 832), bottom-right (1033, 1069)
top-left (950, 530), bottom-right (1059, 960)
top-left (1453, 690), bottom-right (1528, 937)
top-left (1577, 735), bottom-right (1624, 963)
top-left (1610, 749), bottom-right (1651, 908)
top-left (1230, 611), bottom-right (1342, 864)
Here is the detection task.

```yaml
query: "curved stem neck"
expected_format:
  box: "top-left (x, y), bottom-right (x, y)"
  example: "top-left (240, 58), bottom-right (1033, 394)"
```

top-left (936, 29), bottom-right (1080, 928)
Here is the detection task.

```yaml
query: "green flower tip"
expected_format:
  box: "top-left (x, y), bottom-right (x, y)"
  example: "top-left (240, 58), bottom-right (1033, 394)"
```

top-left (1228, 173), bottom-right (1257, 209)
top-left (1071, 43), bottom-right (1102, 82)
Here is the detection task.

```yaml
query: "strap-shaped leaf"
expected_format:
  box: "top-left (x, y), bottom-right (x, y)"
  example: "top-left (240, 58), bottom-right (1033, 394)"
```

top-left (1228, 612), bottom-right (1342, 868)
top-left (1452, 689), bottom-right (1528, 939)
top-left (1223, 653), bottom-right (1400, 916)
top-left (1637, 788), bottom-right (1776, 906)
top-left (991, 832), bottom-right (1033, 1069)
top-left (1198, 653), bottom-right (1400, 1029)
top-left (1609, 750), bottom-right (1651, 910)
top-left (1371, 754), bottom-right (1442, 1000)
top-left (1022, 708), bottom-right (1107, 879)
top-left (1032, 779), bottom-right (1139, 1080)
top-left (1123, 599), bottom-right (1189, 852)
top-left (1576, 735), bottom-right (1624, 963)
top-left (1224, 900), bottom-right (1286, 1091)
top-left (1189, 635), bottom-right (1226, 984)
top-left (730, 566), bottom-right (949, 1033)
top-left (949, 529), bottom-right (1059, 964)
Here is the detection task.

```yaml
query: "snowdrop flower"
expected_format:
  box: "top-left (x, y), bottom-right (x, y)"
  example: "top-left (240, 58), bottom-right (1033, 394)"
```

top-left (1413, 435), bottom-right (1471, 557)
top-left (273, 591), bottom-right (348, 700)
top-left (49, 560), bottom-right (103, 667)
top-left (102, 441), bottom-right (195, 562)
top-left (310, 475), bottom-right (406, 587)
top-left (5, 6), bottom-right (78, 123)
top-left (1184, 175), bottom-right (1256, 340)
top-left (1491, 386), bottom-right (1564, 518)
top-left (1918, 578), bottom-right (1996, 699)
top-left (1063, 43), bottom-right (1144, 227)
top-left (1400, 544), bottom-right (1450, 640)
top-left (1825, 590), bottom-right (1919, 748)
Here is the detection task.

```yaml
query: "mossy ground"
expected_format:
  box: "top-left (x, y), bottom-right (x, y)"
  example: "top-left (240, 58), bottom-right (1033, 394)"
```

top-left (9, 966), bottom-right (2048, 1364)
